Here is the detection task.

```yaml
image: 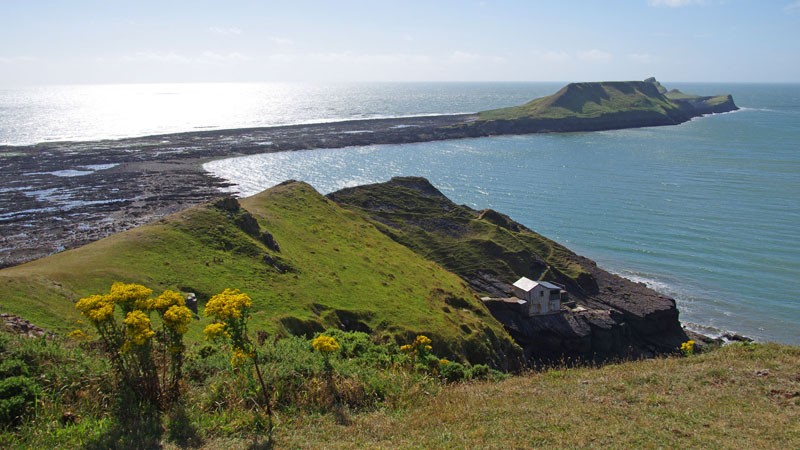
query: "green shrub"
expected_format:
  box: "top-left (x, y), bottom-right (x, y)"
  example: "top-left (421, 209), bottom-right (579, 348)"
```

top-left (0, 359), bottom-right (29, 378)
top-left (440, 361), bottom-right (468, 383)
top-left (0, 376), bottom-right (40, 427)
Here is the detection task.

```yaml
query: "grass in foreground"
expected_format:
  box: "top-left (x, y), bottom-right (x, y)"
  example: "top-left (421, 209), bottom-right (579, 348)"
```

top-left (3, 330), bottom-right (796, 449)
top-left (272, 342), bottom-right (800, 449)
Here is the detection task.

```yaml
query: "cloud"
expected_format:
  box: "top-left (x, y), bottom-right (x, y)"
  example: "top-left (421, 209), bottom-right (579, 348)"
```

top-left (309, 51), bottom-right (431, 64)
top-left (648, 0), bottom-right (708, 6)
top-left (447, 51), bottom-right (506, 64)
top-left (198, 51), bottom-right (253, 63)
top-left (269, 36), bottom-right (294, 45)
top-left (577, 49), bottom-right (613, 62)
top-left (208, 26), bottom-right (243, 36)
top-left (531, 50), bottom-right (571, 63)
top-left (120, 51), bottom-right (252, 65)
top-left (628, 53), bottom-right (655, 63)
top-left (785, 0), bottom-right (800, 10)
top-left (0, 56), bottom-right (37, 64)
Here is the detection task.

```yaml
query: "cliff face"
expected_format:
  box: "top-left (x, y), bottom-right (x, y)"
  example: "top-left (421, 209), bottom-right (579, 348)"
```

top-left (330, 177), bottom-right (689, 362)
top-left (466, 78), bottom-right (738, 135)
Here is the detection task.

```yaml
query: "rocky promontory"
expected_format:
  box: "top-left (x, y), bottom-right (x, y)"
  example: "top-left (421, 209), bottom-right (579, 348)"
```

top-left (329, 177), bottom-right (695, 361)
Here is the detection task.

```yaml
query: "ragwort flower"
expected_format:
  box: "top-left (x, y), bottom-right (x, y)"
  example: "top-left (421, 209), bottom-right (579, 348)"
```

top-left (109, 282), bottom-right (153, 311)
top-left (311, 335), bottom-right (340, 354)
top-left (204, 288), bottom-right (252, 321)
top-left (123, 310), bottom-right (155, 346)
top-left (75, 294), bottom-right (115, 324)
top-left (163, 305), bottom-right (193, 335)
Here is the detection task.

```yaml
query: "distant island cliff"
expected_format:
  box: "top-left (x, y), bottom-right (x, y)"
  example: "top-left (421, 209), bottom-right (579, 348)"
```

top-left (458, 77), bottom-right (739, 135)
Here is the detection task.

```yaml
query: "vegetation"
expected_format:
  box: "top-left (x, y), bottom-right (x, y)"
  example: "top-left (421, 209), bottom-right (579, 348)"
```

top-left (0, 181), bottom-right (518, 365)
top-left (477, 81), bottom-right (683, 121)
top-left (1, 328), bottom-right (796, 448)
top-left (329, 177), bottom-right (594, 294)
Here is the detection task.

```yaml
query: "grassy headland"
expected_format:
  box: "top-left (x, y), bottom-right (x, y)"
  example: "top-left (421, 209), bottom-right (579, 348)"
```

top-left (0, 181), bottom-right (518, 365)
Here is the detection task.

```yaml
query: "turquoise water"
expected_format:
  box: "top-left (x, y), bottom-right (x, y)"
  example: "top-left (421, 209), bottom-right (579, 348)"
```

top-left (205, 83), bottom-right (800, 344)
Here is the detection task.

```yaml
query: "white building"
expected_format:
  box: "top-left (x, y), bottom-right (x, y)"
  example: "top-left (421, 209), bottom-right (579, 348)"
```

top-left (512, 277), bottom-right (566, 316)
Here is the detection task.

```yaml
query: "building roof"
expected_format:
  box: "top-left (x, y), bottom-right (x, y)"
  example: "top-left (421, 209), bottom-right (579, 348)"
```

top-left (513, 277), bottom-right (562, 292)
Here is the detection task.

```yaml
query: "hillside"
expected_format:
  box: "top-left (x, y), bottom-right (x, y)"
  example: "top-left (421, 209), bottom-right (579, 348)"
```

top-left (271, 342), bottom-right (800, 449)
top-left (329, 177), bottom-right (690, 361)
top-left (0, 181), bottom-right (520, 366)
top-left (466, 77), bottom-right (738, 134)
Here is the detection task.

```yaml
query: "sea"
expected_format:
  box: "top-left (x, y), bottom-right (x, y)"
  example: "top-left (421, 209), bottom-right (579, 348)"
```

top-left (1, 82), bottom-right (798, 344)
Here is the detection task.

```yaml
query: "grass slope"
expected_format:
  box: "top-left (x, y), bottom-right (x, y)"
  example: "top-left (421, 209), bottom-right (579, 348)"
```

top-left (0, 181), bottom-right (518, 364)
top-left (274, 343), bottom-right (800, 449)
top-left (328, 177), bottom-right (594, 295)
top-left (478, 80), bottom-right (683, 121)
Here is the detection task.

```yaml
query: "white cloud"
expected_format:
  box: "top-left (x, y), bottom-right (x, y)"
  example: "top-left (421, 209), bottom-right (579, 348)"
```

top-left (208, 26), bottom-right (243, 36)
top-left (269, 36), bottom-right (294, 45)
top-left (648, 0), bottom-right (708, 6)
top-left (309, 51), bottom-right (431, 64)
top-left (628, 53), bottom-right (655, 63)
top-left (198, 51), bottom-right (252, 63)
top-left (531, 50), bottom-right (571, 63)
top-left (577, 49), bottom-right (613, 62)
top-left (121, 51), bottom-right (192, 64)
top-left (120, 51), bottom-right (252, 65)
top-left (0, 56), bottom-right (37, 64)
top-left (447, 51), bottom-right (506, 64)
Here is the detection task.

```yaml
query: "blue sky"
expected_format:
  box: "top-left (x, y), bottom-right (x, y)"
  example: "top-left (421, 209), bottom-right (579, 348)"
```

top-left (1, 0), bottom-right (799, 85)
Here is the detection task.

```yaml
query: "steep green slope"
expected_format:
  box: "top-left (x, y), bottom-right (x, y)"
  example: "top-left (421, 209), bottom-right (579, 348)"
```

top-left (328, 177), bottom-right (596, 297)
top-left (478, 80), bottom-right (685, 121)
top-left (0, 181), bottom-right (520, 365)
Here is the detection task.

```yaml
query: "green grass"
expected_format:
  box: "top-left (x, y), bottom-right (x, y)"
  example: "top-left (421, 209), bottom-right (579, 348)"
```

top-left (478, 81), bottom-right (682, 121)
top-left (0, 181), bottom-right (518, 364)
top-left (329, 177), bottom-right (592, 295)
top-left (3, 327), bottom-right (797, 449)
top-left (266, 342), bottom-right (800, 449)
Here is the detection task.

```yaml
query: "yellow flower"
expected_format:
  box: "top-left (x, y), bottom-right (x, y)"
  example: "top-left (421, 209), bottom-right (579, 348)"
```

top-left (75, 294), bottom-right (115, 324)
top-left (439, 359), bottom-right (450, 365)
top-left (204, 288), bottom-right (253, 321)
top-left (151, 290), bottom-right (185, 312)
top-left (67, 329), bottom-right (90, 340)
top-left (123, 310), bottom-right (155, 345)
top-left (108, 282), bottom-right (153, 311)
top-left (203, 322), bottom-right (230, 341)
top-left (163, 305), bottom-right (193, 335)
top-left (680, 340), bottom-right (696, 356)
top-left (399, 344), bottom-right (413, 352)
top-left (311, 335), bottom-right (340, 353)
top-left (230, 349), bottom-right (252, 367)
top-left (413, 335), bottom-right (432, 348)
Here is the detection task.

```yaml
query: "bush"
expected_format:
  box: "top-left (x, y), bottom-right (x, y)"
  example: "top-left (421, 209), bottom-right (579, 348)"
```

top-left (439, 361), bottom-right (468, 383)
top-left (0, 376), bottom-right (39, 427)
top-left (0, 359), bottom-right (29, 378)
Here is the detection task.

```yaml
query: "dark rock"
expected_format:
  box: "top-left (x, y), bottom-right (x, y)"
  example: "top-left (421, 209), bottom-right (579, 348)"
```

top-left (213, 197), bottom-right (240, 212)
top-left (260, 230), bottom-right (280, 252)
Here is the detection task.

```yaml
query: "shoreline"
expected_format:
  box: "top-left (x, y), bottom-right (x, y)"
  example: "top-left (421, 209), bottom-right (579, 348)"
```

top-left (0, 106), bottom-right (734, 268)
top-left (0, 114), bottom-right (475, 267)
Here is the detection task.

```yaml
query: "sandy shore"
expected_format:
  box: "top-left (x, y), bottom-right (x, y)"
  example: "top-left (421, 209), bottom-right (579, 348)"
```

top-left (0, 114), bottom-right (475, 267)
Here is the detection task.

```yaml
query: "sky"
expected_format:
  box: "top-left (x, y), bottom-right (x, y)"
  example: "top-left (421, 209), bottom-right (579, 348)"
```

top-left (1, 0), bottom-right (799, 85)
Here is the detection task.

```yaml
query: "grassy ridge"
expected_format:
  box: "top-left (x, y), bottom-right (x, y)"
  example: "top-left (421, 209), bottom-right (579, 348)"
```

top-left (329, 177), bottom-right (594, 295)
top-left (478, 81), bottom-right (683, 121)
top-left (0, 181), bottom-right (519, 364)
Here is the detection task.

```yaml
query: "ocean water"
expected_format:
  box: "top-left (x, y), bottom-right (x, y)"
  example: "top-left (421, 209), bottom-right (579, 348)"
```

top-left (2, 82), bottom-right (798, 344)
top-left (0, 82), bottom-right (562, 146)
